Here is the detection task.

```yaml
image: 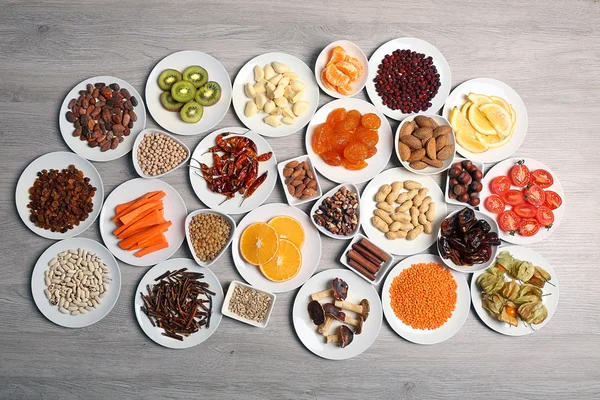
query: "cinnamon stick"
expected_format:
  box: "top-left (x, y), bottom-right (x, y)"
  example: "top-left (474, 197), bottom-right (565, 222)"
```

top-left (359, 238), bottom-right (389, 262)
top-left (348, 259), bottom-right (376, 281)
top-left (352, 243), bottom-right (384, 266)
top-left (347, 250), bottom-right (380, 274)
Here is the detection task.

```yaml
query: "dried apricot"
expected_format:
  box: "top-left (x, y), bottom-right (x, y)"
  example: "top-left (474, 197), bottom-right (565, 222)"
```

top-left (336, 62), bottom-right (358, 81)
top-left (320, 69), bottom-right (336, 92)
top-left (356, 127), bottom-right (379, 147)
top-left (337, 84), bottom-right (354, 96)
top-left (345, 110), bottom-right (362, 129)
top-left (326, 108), bottom-right (347, 124)
top-left (342, 158), bottom-right (368, 170)
top-left (321, 150), bottom-right (343, 166)
top-left (344, 56), bottom-right (364, 78)
top-left (329, 46), bottom-right (347, 65)
top-left (343, 141), bottom-right (368, 162)
top-left (325, 63), bottom-right (350, 87)
top-left (366, 146), bottom-right (377, 158)
top-left (361, 113), bottom-right (381, 129)
top-left (312, 124), bottom-right (332, 154)
top-left (329, 129), bottom-right (353, 152)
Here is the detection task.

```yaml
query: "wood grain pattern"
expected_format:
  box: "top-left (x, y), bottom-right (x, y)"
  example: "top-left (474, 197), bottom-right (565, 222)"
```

top-left (1, 0), bottom-right (599, 398)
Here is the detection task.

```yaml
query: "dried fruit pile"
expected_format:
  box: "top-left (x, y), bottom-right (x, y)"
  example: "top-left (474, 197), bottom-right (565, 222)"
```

top-left (398, 115), bottom-right (454, 170)
top-left (312, 108), bottom-right (381, 171)
top-left (320, 46), bottom-right (364, 96)
top-left (312, 186), bottom-right (359, 236)
top-left (282, 160), bottom-right (318, 201)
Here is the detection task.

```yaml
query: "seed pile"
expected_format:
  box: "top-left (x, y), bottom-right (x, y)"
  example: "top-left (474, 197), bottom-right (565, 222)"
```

top-left (137, 133), bottom-right (188, 176)
top-left (228, 284), bottom-right (271, 323)
top-left (389, 262), bottom-right (457, 330)
top-left (313, 186), bottom-right (359, 236)
top-left (189, 213), bottom-right (231, 262)
top-left (28, 165), bottom-right (96, 233)
top-left (44, 248), bottom-right (110, 315)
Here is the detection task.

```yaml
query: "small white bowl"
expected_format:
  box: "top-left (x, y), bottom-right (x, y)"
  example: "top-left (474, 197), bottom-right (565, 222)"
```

top-left (436, 208), bottom-right (500, 273)
top-left (310, 182), bottom-right (361, 240)
top-left (185, 209), bottom-right (236, 268)
top-left (395, 114), bottom-right (456, 176)
top-left (315, 40), bottom-right (369, 98)
top-left (221, 280), bottom-right (276, 328)
top-left (132, 128), bottom-right (190, 179)
top-left (277, 155), bottom-right (322, 206)
top-left (445, 157), bottom-right (485, 209)
top-left (339, 233), bottom-right (394, 285)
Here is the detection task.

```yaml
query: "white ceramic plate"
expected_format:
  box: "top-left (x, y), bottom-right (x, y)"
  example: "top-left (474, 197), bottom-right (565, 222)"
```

top-left (445, 157), bottom-right (485, 208)
top-left (360, 167), bottom-right (447, 255)
top-left (185, 209), bottom-right (236, 268)
top-left (395, 114), bottom-right (456, 175)
top-left (305, 98), bottom-right (393, 184)
top-left (339, 233), bottom-right (394, 285)
top-left (382, 254), bottom-right (470, 344)
top-left (479, 157), bottom-right (564, 244)
top-left (277, 155), bottom-right (323, 207)
top-left (31, 238), bottom-right (121, 328)
top-left (292, 269), bottom-right (383, 360)
top-left (15, 151), bottom-right (104, 240)
top-left (471, 245), bottom-right (559, 336)
top-left (189, 127), bottom-right (277, 215)
top-left (132, 128), bottom-right (190, 179)
top-left (310, 182), bottom-right (361, 240)
top-left (134, 258), bottom-right (223, 349)
top-left (232, 52), bottom-right (319, 137)
top-left (99, 178), bottom-right (187, 267)
top-left (315, 40), bottom-right (368, 98)
top-left (145, 50), bottom-right (232, 136)
top-left (59, 76), bottom-right (147, 162)
top-left (365, 37), bottom-right (451, 121)
top-left (436, 209), bottom-right (500, 273)
top-left (231, 203), bottom-right (322, 293)
top-left (442, 78), bottom-right (528, 163)
top-left (221, 280), bottom-right (276, 328)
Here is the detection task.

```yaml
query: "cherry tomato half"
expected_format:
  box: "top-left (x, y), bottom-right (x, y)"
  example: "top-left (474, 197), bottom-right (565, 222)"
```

top-left (490, 176), bottom-right (511, 195)
top-left (513, 203), bottom-right (537, 219)
top-left (510, 162), bottom-right (531, 187)
top-left (544, 190), bottom-right (563, 210)
top-left (484, 195), bottom-right (506, 214)
top-left (530, 169), bottom-right (554, 188)
top-left (498, 210), bottom-right (521, 232)
top-left (536, 205), bottom-right (554, 227)
top-left (523, 184), bottom-right (546, 207)
top-left (502, 189), bottom-right (525, 206)
top-left (519, 219), bottom-right (540, 237)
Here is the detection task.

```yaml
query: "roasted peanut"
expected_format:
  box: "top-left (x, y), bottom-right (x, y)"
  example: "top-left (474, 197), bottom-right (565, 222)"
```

top-left (386, 231), bottom-right (407, 240)
top-left (390, 212), bottom-right (411, 223)
top-left (410, 207), bottom-right (420, 227)
top-left (374, 209), bottom-right (393, 225)
top-left (418, 196), bottom-right (432, 213)
top-left (375, 184), bottom-right (392, 202)
top-left (376, 202), bottom-right (394, 213)
top-left (412, 188), bottom-right (429, 207)
top-left (403, 180), bottom-right (422, 190)
top-left (426, 203), bottom-right (436, 222)
top-left (390, 222), bottom-right (414, 232)
top-left (396, 200), bottom-right (413, 213)
top-left (423, 221), bottom-right (433, 234)
top-left (372, 216), bottom-right (390, 233)
top-left (385, 181), bottom-right (404, 204)
top-left (407, 225), bottom-right (424, 240)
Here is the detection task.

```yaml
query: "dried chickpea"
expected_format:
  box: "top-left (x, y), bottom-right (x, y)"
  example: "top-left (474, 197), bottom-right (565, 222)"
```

top-left (137, 133), bottom-right (188, 176)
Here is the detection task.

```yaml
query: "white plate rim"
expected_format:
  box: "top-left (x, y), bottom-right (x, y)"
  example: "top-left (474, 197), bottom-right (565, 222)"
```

top-left (314, 40), bottom-right (369, 99)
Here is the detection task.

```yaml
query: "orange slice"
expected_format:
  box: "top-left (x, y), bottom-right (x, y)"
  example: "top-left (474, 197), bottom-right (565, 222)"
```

top-left (345, 56), bottom-right (364, 78)
top-left (337, 84), bottom-right (354, 96)
top-left (336, 61), bottom-right (358, 81)
top-left (328, 46), bottom-right (346, 65)
top-left (239, 222), bottom-right (279, 266)
top-left (259, 239), bottom-right (302, 282)
top-left (268, 216), bottom-right (305, 249)
top-left (320, 69), bottom-right (337, 92)
top-left (325, 63), bottom-right (350, 87)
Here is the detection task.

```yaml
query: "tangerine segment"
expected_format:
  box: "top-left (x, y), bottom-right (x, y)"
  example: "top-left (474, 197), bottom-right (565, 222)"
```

top-left (259, 239), bottom-right (302, 282)
top-left (326, 108), bottom-right (347, 124)
top-left (328, 46), bottom-right (347, 65)
top-left (321, 150), bottom-right (343, 166)
top-left (344, 55), bottom-right (364, 78)
top-left (320, 69), bottom-right (337, 92)
top-left (344, 141), bottom-right (369, 162)
top-left (366, 146), bottom-right (377, 158)
top-left (336, 62), bottom-right (358, 81)
top-left (355, 127), bottom-right (379, 147)
top-left (312, 124), bottom-right (332, 154)
top-left (240, 222), bottom-right (279, 266)
top-left (337, 83), bottom-right (354, 96)
top-left (342, 158), bottom-right (368, 170)
top-left (361, 113), bottom-right (381, 129)
top-left (268, 216), bottom-right (305, 249)
top-left (325, 63), bottom-right (350, 87)
top-left (345, 110), bottom-right (362, 129)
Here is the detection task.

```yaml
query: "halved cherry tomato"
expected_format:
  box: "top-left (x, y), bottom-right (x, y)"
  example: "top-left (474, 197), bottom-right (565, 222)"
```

top-left (498, 210), bottom-right (520, 232)
top-left (523, 184), bottom-right (546, 207)
top-left (530, 169), bottom-right (554, 188)
top-left (544, 190), bottom-right (563, 210)
top-left (484, 195), bottom-right (505, 214)
top-left (510, 161), bottom-right (530, 187)
top-left (513, 203), bottom-right (537, 219)
top-left (519, 219), bottom-right (540, 236)
top-left (536, 205), bottom-right (554, 227)
top-left (501, 189), bottom-right (525, 206)
top-left (490, 176), bottom-right (511, 195)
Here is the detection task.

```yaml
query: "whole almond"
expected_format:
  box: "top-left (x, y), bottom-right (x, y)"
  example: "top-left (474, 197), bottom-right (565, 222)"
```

top-left (303, 188), bottom-right (317, 196)
top-left (412, 127), bottom-right (433, 141)
top-left (435, 134), bottom-right (448, 151)
top-left (291, 169), bottom-right (303, 178)
top-left (414, 116), bottom-right (435, 128)
top-left (433, 125), bottom-right (452, 138)
top-left (306, 169), bottom-right (314, 179)
top-left (426, 137), bottom-right (437, 160)
top-left (398, 142), bottom-right (411, 161)
top-left (437, 144), bottom-right (455, 161)
top-left (400, 135), bottom-right (422, 150)
top-left (307, 180), bottom-right (317, 189)
top-left (431, 119), bottom-right (439, 129)
top-left (283, 167), bottom-right (293, 177)
top-left (409, 160), bottom-right (428, 170)
top-left (295, 184), bottom-right (306, 197)
top-left (303, 177), bottom-right (311, 185)
top-left (422, 156), bottom-right (443, 168)
top-left (286, 161), bottom-right (299, 168)
top-left (301, 161), bottom-right (309, 171)
top-left (407, 148), bottom-right (426, 162)
top-left (300, 194), bottom-right (312, 200)
top-left (400, 121), bottom-right (415, 137)
top-left (287, 184), bottom-right (296, 196)
top-left (290, 179), bottom-right (303, 187)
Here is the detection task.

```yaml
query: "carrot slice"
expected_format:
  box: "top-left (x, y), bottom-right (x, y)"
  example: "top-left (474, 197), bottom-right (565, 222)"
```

top-left (134, 242), bottom-right (169, 257)
top-left (112, 191), bottom-right (165, 222)
top-left (119, 221), bottom-right (172, 250)
top-left (117, 211), bottom-right (167, 240)
top-left (117, 200), bottom-right (162, 226)
top-left (114, 191), bottom-right (162, 215)
top-left (113, 206), bottom-right (163, 236)
top-left (130, 233), bottom-right (167, 250)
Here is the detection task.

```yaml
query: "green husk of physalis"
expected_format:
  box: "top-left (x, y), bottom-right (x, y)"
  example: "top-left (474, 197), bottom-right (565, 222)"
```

top-left (487, 263), bottom-right (507, 277)
top-left (496, 251), bottom-right (517, 271)
top-left (501, 280), bottom-right (521, 301)
top-left (510, 260), bottom-right (535, 282)
top-left (527, 266), bottom-right (552, 288)
top-left (477, 272), bottom-right (506, 295)
top-left (482, 293), bottom-right (505, 317)
top-left (499, 302), bottom-right (519, 327)
top-left (518, 301), bottom-right (548, 325)
top-left (514, 294), bottom-right (542, 305)
top-left (519, 283), bottom-right (543, 298)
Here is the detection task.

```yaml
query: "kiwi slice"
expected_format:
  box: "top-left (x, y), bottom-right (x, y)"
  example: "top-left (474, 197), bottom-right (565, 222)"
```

top-left (160, 91), bottom-right (184, 112)
top-left (194, 81), bottom-right (222, 107)
top-left (157, 69), bottom-right (182, 91)
top-left (182, 65), bottom-right (208, 88)
top-left (180, 101), bottom-right (204, 123)
top-left (171, 80), bottom-right (196, 103)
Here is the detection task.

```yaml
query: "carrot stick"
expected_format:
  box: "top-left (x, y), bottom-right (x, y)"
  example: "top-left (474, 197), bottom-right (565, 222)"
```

top-left (134, 242), bottom-right (169, 257)
top-left (131, 233), bottom-right (167, 250)
top-left (117, 211), bottom-right (167, 240)
top-left (112, 191), bottom-right (165, 222)
top-left (119, 221), bottom-right (172, 250)
top-left (117, 200), bottom-right (162, 226)
top-left (113, 206), bottom-right (163, 236)
top-left (114, 191), bottom-right (160, 215)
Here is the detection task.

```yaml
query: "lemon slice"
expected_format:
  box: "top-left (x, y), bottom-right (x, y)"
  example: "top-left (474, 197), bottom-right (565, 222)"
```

top-left (456, 129), bottom-right (488, 153)
top-left (479, 103), bottom-right (513, 137)
top-left (490, 95), bottom-right (510, 111)
top-left (509, 105), bottom-right (517, 125)
top-left (467, 93), bottom-right (492, 105)
top-left (450, 107), bottom-right (476, 137)
top-left (475, 131), bottom-right (512, 148)
top-left (460, 101), bottom-right (472, 118)
top-left (468, 104), bottom-right (497, 135)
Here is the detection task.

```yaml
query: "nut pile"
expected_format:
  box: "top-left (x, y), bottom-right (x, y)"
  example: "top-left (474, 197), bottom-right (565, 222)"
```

top-left (137, 133), bottom-right (188, 176)
top-left (228, 284), bottom-right (271, 323)
top-left (313, 186), bottom-right (359, 236)
top-left (188, 213), bottom-right (231, 262)
top-left (448, 160), bottom-right (483, 206)
top-left (28, 165), bottom-right (96, 233)
top-left (283, 160), bottom-right (318, 200)
top-left (398, 116), bottom-right (455, 170)
top-left (371, 180), bottom-right (436, 240)
top-left (44, 248), bottom-right (110, 315)
top-left (66, 82), bottom-right (139, 152)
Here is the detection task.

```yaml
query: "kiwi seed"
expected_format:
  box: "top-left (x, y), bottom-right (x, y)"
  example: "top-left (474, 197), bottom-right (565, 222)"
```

top-left (157, 69), bottom-right (182, 91)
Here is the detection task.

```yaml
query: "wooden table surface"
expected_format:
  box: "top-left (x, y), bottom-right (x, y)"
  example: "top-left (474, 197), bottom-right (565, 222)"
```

top-left (1, 0), bottom-right (599, 399)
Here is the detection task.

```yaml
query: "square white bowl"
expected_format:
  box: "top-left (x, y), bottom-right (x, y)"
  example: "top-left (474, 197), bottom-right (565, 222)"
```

top-left (444, 157), bottom-right (485, 208)
top-left (310, 182), bottom-right (361, 240)
top-left (132, 128), bottom-right (190, 179)
top-left (339, 233), bottom-right (394, 285)
top-left (277, 155), bottom-right (322, 206)
top-left (185, 209), bottom-right (236, 268)
top-left (221, 280), bottom-right (276, 328)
